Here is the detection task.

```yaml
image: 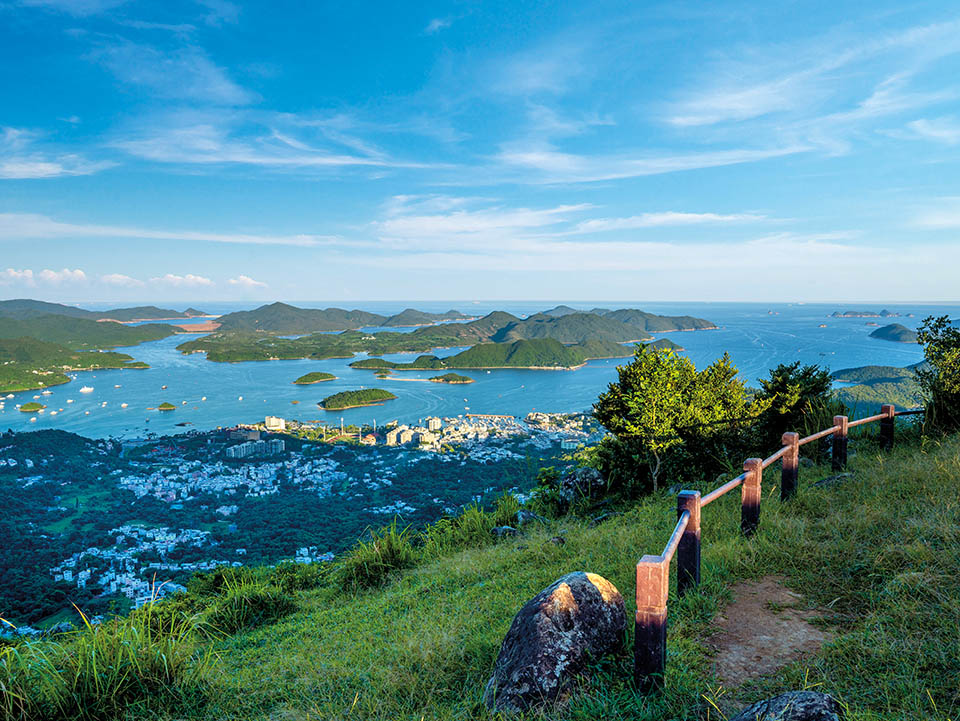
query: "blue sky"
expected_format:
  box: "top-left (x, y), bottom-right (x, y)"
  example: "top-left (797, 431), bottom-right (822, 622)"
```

top-left (1, 0), bottom-right (959, 303)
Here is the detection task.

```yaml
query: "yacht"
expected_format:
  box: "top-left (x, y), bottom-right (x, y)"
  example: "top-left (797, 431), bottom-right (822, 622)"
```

top-left (79, 386), bottom-right (94, 393)
top-left (121, 403), bottom-right (129, 408)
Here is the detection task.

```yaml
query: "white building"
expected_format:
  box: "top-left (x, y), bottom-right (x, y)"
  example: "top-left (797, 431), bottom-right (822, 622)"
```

top-left (265, 416), bottom-right (286, 431)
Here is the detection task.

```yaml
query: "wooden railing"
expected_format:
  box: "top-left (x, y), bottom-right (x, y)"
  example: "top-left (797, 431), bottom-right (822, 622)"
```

top-left (633, 403), bottom-right (924, 692)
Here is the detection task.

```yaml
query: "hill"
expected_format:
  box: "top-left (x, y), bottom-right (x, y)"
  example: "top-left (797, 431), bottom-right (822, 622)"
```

top-left (831, 363), bottom-right (925, 411)
top-left (0, 337), bottom-right (151, 392)
top-left (319, 388), bottom-right (396, 410)
top-left (869, 323), bottom-right (918, 343)
top-left (91, 306), bottom-right (201, 322)
top-left (0, 299), bottom-right (204, 322)
top-left (601, 308), bottom-right (717, 332)
top-left (379, 309), bottom-right (472, 327)
top-left (293, 371), bottom-right (337, 384)
top-left (540, 305), bottom-right (581, 317)
top-left (429, 373), bottom-right (474, 384)
top-left (17, 432), bottom-right (957, 720)
top-left (831, 309), bottom-right (900, 318)
top-left (491, 312), bottom-right (650, 344)
top-left (0, 314), bottom-right (175, 349)
top-left (215, 302), bottom-right (387, 333)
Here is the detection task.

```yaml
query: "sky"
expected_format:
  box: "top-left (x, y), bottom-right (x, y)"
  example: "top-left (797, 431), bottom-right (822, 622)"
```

top-left (1, 0), bottom-right (960, 304)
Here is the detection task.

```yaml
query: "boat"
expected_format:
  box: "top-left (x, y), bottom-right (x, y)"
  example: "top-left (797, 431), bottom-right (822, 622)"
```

top-left (201, 396), bottom-right (207, 401)
top-left (114, 384), bottom-right (121, 388)
top-left (41, 390), bottom-right (52, 396)
top-left (67, 399), bottom-right (74, 403)
top-left (238, 396), bottom-right (243, 401)
top-left (181, 400), bottom-right (187, 405)
top-left (85, 411), bottom-right (90, 415)
top-left (50, 411), bottom-right (57, 416)
top-left (121, 403), bottom-right (128, 408)
top-left (161, 385), bottom-right (168, 390)
top-left (79, 386), bottom-right (94, 393)
top-left (29, 417), bottom-right (36, 423)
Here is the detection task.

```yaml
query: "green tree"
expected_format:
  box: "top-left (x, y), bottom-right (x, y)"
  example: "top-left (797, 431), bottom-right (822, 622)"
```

top-left (916, 315), bottom-right (960, 432)
top-left (753, 362), bottom-right (840, 448)
top-left (593, 348), bottom-right (752, 494)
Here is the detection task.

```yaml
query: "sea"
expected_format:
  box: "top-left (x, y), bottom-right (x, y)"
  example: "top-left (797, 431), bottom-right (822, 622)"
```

top-left (1, 301), bottom-right (951, 440)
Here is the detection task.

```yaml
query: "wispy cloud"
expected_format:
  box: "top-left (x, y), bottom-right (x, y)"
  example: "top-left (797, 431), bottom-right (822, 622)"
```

top-left (912, 197), bottom-right (960, 228)
top-left (101, 272), bottom-right (144, 287)
top-left (0, 212), bottom-right (342, 247)
top-left (902, 116), bottom-right (960, 145)
top-left (0, 127), bottom-right (113, 179)
top-left (573, 211), bottom-right (768, 234)
top-left (424, 17), bottom-right (452, 34)
top-left (228, 274), bottom-right (267, 289)
top-left (151, 273), bottom-right (214, 287)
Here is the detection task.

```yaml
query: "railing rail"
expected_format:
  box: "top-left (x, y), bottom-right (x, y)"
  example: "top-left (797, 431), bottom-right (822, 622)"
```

top-left (634, 402), bottom-right (921, 690)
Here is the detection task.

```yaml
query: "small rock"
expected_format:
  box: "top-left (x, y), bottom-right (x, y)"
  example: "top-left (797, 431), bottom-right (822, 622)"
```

top-left (516, 509), bottom-right (547, 527)
top-left (484, 571), bottom-right (626, 714)
top-left (799, 457), bottom-right (816, 468)
top-left (814, 472), bottom-right (853, 488)
top-left (589, 511), bottom-right (620, 527)
top-left (558, 467), bottom-right (606, 504)
top-left (491, 526), bottom-right (519, 538)
top-left (549, 536), bottom-right (565, 546)
top-left (730, 691), bottom-right (843, 721)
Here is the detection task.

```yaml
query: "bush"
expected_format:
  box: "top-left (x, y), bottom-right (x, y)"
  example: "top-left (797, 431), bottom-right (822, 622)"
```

top-left (202, 579), bottom-right (296, 635)
top-left (269, 561), bottom-right (329, 592)
top-left (917, 315), bottom-right (960, 433)
top-left (129, 592), bottom-right (204, 638)
top-left (753, 362), bottom-right (843, 449)
top-left (337, 520), bottom-right (417, 591)
top-left (420, 494), bottom-right (521, 556)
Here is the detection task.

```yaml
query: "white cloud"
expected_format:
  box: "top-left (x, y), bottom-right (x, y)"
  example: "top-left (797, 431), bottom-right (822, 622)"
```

top-left (101, 273), bottom-right (144, 287)
top-left (150, 273), bottom-right (214, 287)
top-left (92, 42), bottom-right (256, 106)
top-left (0, 127), bottom-right (113, 180)
top-left (573, 211), bottom-right (767, 233)
top-left (0, 268), bottom-right (35, 285)
top-left (425, 17), bottom-right (451, 34)
top-left (38, 268), bottom-right (87, 284)
top-left (912, 197), bottom-right (960, 229)
top-left (904, 116), bottom-right (960, 145)
top-left (0, 212), bottom-right (343, 247)
top-left (228, 274), bottom-right (267, 289)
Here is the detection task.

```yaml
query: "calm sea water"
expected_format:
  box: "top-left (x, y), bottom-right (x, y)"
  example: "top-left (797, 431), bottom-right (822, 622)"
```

top-left (2, 302), bottom-right (950, 439)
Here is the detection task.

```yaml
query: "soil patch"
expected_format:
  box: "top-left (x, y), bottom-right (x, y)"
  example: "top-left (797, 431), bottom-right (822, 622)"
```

top-left (710, 576), bottom-right (833, 689)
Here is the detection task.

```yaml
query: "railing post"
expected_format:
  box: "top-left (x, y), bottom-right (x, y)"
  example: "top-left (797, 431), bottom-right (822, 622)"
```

top-left (832, 415), bottom-right (849, 471)
top-left (676, 491), bottom-right (701, 596)
top-left (780, 432), bottom-right (799, 501)
top-left (635, 555), bottom-right (668, 693)
top-left (880, 404), bottom-right (895, 450)
top-left (741, 458), bottom-right (762, 536)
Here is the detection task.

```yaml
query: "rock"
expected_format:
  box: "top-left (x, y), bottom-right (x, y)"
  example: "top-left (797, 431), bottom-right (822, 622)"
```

top-left (589, 511), bottom-right (621, 527)
top-left (558, 467), bottom-right (606, 504)
top-left (814, 472), bottom-right (853, 488)
top-left (549, 536), bottom-right (565, 546)
top-left (730, 691), bottom-right (843, 721)
top-left (491, 526), bottom-right (519, 538)
top-left (799, 457), bottom-right (816, 468)
top-left (483, 571), bottom-right (625, 714)
top-left (516, 509), bottom-right (547, 527)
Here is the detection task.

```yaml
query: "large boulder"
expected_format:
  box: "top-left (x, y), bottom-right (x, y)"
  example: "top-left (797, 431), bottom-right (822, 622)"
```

top-left (483, 571), bottom-right (625, 714)
top-left (558, 467), bottom-right (606, 504)
top-left (730, 691), bottom-right (843, 721)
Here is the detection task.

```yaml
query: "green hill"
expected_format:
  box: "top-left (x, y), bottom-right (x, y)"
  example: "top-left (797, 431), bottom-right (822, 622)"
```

top-left (0, 299), bottom-right (202, 322)
top-left (12, 433), bottom-right (956, 720)
top-left (429, 373), bottom-right (474, 384)
top-left (602, 308), bottom-right (717, 332)
top-left (293, 371), bottom-right (337, 384)
top-left (216, 302), bottom-right (388, 333)
top-left (379, 308), bottom-right (471, 327)
top-left (0, 337), bottom-right (151, 392)
top-left (319, 388), bottom-right (397, 410)
top-left (0, 315), bottom-right (175, 349)
top-left (491, 312), bottom-right (650, 344)
top-left (869, 323), bottom-right (918, 343)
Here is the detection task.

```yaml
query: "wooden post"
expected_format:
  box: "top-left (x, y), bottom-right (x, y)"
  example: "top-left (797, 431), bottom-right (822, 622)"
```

top-left (635, 555), bottom-right (668, 692)
top-left (741, 458), bottom-right (762, 536)
top-left (781, 432), bottom-right (799, 501)
top-left (880, 404), bottom-right (895, 451)
top-left (676, 491), bottom-right (701, 596)
top-left (832, 415), bottom-right (849, 471)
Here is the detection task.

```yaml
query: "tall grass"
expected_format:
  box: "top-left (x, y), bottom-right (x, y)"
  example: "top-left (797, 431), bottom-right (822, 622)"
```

top-left (0, 604), bottom-right (209, 721)
top-left (202, 577), bottom-right (296, 635)
top-left (337, 519), bottom-right (418, 590)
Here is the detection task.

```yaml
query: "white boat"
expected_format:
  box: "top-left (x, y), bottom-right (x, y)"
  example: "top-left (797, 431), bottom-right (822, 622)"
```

top-left (114, 384), bottom-right (121, 388)
top-left (84, 411), bottom-right (90, 415)
top-left (182, 400), bottom-right (187, 405)
top-left (5, 394), bottom-right (13, 399)
top-left (120, 403), bottom-right (128, 408)
top-left (29, 417), bottom-right (36, 423)
top-left (50, 411), bottom-right (57, 416)
top-left (79, 386), bottom-right (94, 394)
top-left (66, 399), bottom-right (74, 404)
top-left (238, 396), bottom-right (243, 401)
top-left (41, 390), bottom-right (52, 396)
top-left (201, 396), bottom-right (207, 401)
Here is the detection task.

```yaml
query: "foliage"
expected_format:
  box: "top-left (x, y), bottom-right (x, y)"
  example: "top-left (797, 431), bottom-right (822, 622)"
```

top-left (869, 322), bottom-right (919, 343)
top-left (592, 347), bottom-right (754, 494)
top-left (0, 315), bottom-right (174, 350)
top-left (201, 578), bottom-right (296, 635)
top-left (0, 337), bottom-right (151, 393)
top-left (753, 362), bottom-right (841, 448)
top-left (17, 402), bottom-right (45, 412)
top-left (916, 315), bottom-right (960, 432)
top-left (157, 402), bottom-right (177, 411)
top-left (319, 388), bottom-right (397, 409)
top-left (428, 373), bottom-right (475, 384)
top-left (292, 371), bottom-right (336, 384)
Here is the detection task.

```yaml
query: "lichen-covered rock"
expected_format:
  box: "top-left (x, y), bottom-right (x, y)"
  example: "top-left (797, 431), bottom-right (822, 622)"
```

top-left (516, 509), bottom-right (547, 527)
top-left (730, 691), bottom-right (843, 721)
top-left (491, 526), bottom-right (519, 538)
top-left (558, 467), bottom-right (606, 503)
top-left (483, 571), bottom-right (625, 714)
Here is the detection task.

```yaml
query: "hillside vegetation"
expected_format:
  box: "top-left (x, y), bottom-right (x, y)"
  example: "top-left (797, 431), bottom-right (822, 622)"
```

top-left (0, 337), bottom-right (150, 393)
top-left (869, 323), bottom-right (918, 343)
top-left (0, 299), bottom-right (204, 322)
top-left (0, 315), bottom-right (175, 350)
top-left (319, 388), bottom-right (397, 410)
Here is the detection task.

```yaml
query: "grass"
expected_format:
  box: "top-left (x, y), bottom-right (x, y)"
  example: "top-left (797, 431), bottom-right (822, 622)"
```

top-left (7, 431), bottom-right (958, 720)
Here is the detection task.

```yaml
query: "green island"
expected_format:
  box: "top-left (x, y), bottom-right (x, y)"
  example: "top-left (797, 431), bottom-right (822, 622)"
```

top-left (832, 362), bottom-right (925, 410)
top-left (869, 323), bottom-right (918, 343)
top-left (0, 337), bottom-right (152, 393)
top-left (18, 401), bottom-right (46, 412)
top-left (0, 298), bottom-right (208, 323)
top-left (429, 373), bottom-right (475, 384)
top-left (319, 388), bottom-right (397, 410)
top-left (0, 314), bottom-right (176, 350)
top-left (214, 302), bottom-right (470, 334)
top-left (157, 402), bottom-right (177, 411)
top-left (293, 371), bottom-right (337, 384)
top-left (175, 306), bottom-right (716, 364)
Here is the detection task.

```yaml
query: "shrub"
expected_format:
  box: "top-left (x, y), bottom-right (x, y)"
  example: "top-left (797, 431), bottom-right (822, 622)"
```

top-left (916, 315), bottom-right (960, 433)
top-left (202, 579), bottom-right (296, 635)
top-left (337, 520), bottom-right (417, 591)
top-left (753, 362), bottom-right (843, 449)
top-left (420, 493), bottom-right (521, 556)
top-left (269, 561), bottom-right (329, 592)
top-left (129, 592), bottom-right (204, 638)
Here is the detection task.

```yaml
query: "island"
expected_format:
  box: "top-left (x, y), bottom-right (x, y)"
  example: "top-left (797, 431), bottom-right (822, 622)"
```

top-left (18, 402), bottom-right (46, 412)
top-left (831, 363), bottom-right (925, 411)
top-left (869, 323), bottom-right (918, 343)
top-left (832, 309), bottom-right (900, 318)
top-left (429, 373), bottom-right (475, 384)
top-left (319, 388), bottom-right (397, 410)
top-left (293, 371), bottom-right (337, 385)
top-left (157, 402), bottom-right (177, 411)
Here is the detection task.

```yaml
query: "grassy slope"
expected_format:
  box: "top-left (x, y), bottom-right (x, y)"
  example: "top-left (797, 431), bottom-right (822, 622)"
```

top-left (182, 433), bottom-right (960, 721)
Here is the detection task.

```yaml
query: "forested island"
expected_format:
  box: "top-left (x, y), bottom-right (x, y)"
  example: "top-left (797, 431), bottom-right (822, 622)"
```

top-left (0, 337), bottom-right (150, 393)
top-left (831, 309), bottom-right (902, 318)
top-left (18, 402), bottom-right (46, 412)
top-left (429, 373), bottom-right (474, 384)
top-left (157, 402), bottom-right (177, 411)
top-left (0, 299), bottom-right (207, 323)
top-left (214, 302), bottom-right (472, 334)
top-left (293, 372), bottom-right (337, 384)
top-left (319, 388), bottom-right (397, 410)
top-left (869, 323), bottom-right (918, 343)
top-left (831, 362), bottom-right (926, 409)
